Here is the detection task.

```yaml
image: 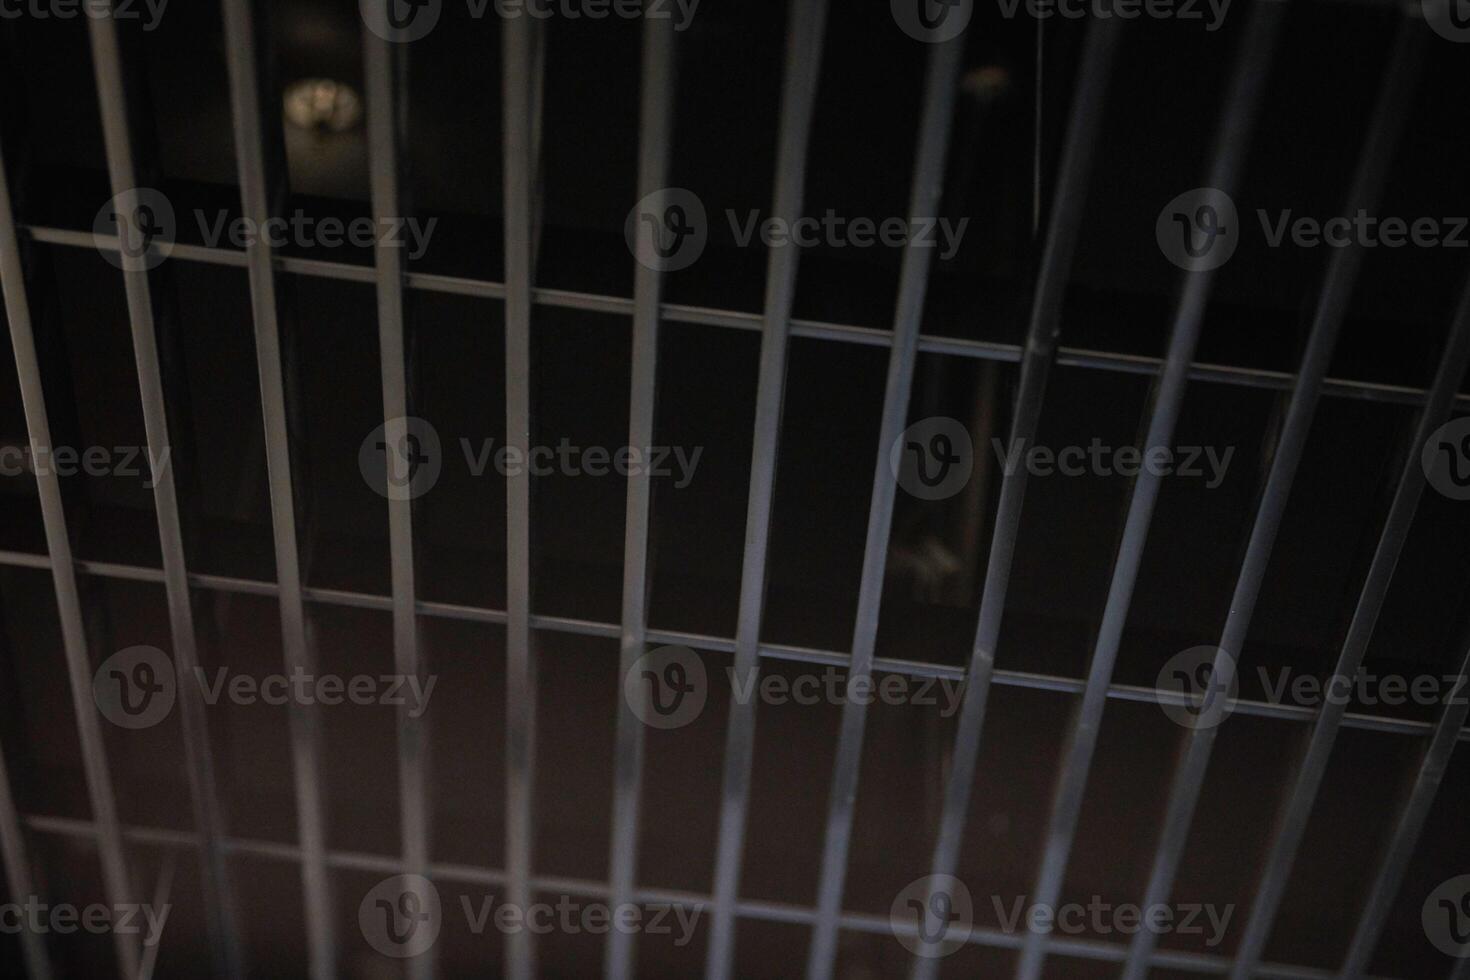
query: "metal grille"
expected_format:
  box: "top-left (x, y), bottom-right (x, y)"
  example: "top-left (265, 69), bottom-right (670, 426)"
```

top-left (1, 1), bottom-right (1469, 978)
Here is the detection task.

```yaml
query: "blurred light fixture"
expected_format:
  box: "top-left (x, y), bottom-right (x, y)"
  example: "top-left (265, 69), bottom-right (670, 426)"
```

top-left (283, 77), bottom-right (363, 134)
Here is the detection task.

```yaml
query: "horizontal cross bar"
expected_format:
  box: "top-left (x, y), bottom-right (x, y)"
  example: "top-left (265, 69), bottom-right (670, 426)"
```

top-left (0, 549), bottom-right (1461, 743)
top-left (25, 224), bottom-right (1468, 411)
top-left (19, 813), bottom-right (1399, 980)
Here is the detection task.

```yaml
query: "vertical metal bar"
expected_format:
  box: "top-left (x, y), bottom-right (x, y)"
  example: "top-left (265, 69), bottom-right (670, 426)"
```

top-left (1230, 266), bottom-right (1470, 978)
top-left (907, 17), bottom-right (1123, 979)
top-left (1120, 19), bottom-right (1423, 980)
top-left (1339, 638), bottom-right (1470, 979)
top-left (88, 13), bottom-right (240, 979)
top-left (220, 1), bottom-right (335, 977)
top-left (803, 33), bottom-right (966, 980)
top-left (0, 116), bottom-right (56, 980)
top-left (502, 14), bottom-right (544, 980)
top-left (0, 734), bottom-right (50, 979)
top-left (702, 2), bottom-right (829, 977)
top-left (1010, 7), bottom-right (1285, 979)
top-left (604, 16), bottom-right (676, 980)
top-left (362, 11), bottom-right (434, 980)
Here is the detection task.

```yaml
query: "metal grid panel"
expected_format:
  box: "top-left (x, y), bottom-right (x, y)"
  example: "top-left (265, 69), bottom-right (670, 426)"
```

top-left (1122, 17), bottom-right (1429, 979)
top-left (1010, 7), bottom-right (1283, 977)
top-left (84, 17), bottom-right (246, 969)
top-left (911, 15), bottom-right (1122, 976)
top-left (1229, 189), bottom-right (1470, 980)
top-left (0, 1), bottom-right (1467, 979)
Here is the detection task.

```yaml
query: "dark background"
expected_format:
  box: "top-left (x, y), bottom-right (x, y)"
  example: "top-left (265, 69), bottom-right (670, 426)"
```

top-left (1, 0), bottom-right (1470, 976)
